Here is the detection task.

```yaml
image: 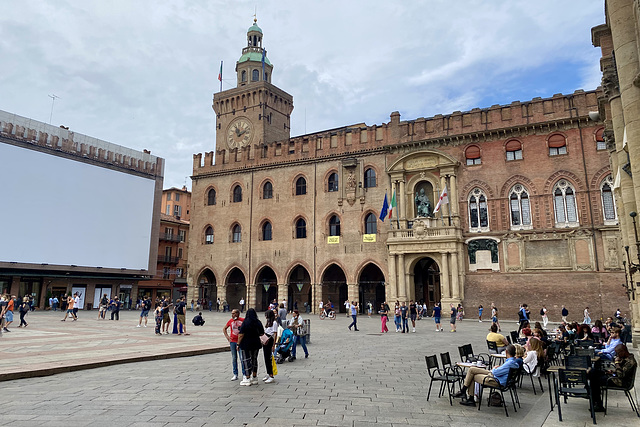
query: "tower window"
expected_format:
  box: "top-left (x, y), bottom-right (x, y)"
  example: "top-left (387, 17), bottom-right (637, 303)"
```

top-left (553, 180), bottom-right (578, 227)
top-left (328, 172), bottom-right (339, 192)
top-left (205, 226), bottom-right (214, 245)
top-left (601, 175), bottom-right (617, 223)
top-left (232, 224), bottom-right (242, 243)
top-left (365, 213), bottom-right (377, 234)
top-left (262, 222), bottom-right (272, 241)
top-left (263, 181), bottom-right (273, 199)
top-left (329, 215), bottom-right (340, 236)
top-left (596, 128), bottom-right (606, 150)
top-left (468, 188), bottom-right (489, 231)
top-left (241, 70), bottom-right (247, 82)
top-left (505, 139), bottom-right (523, 161)
top-left (295, 218), bottom-right (307, 239)
top-left (232, 185), bottom-right (242, 203)
top-left (264, 72), bottom-right (268, 81)
top-left (295, 177), bottom-right (307, 195)
top-left (548, 134), bottom-right (567, 156)
top-left (465, 145), bottom-right (481, 165)
top-left (252, 69), bottom-right (259, 81)
top-left (364, 168), bottom-right (376, 188)
top-left (207, 188), bottom-right (216, 206)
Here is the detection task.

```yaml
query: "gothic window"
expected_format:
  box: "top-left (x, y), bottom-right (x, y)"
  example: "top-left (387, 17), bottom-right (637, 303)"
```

top-left (548, 134), bottom-right (567, 156)
top-left (232, 224), bottom-right (242, 243)
top-left (207, 188), bottom-right (216, 205)
top-left (596, 128), bottom-right (606, 150)
top-left (262, 221), bottom-right (272, 241)
top-left (205, 226), bottom-right (214, 244)
top-left (252, 69), bottom-right (259, 81)
top-left (465, 145), bottom-right (481, 165)
top-left (601, 175), bottom-right (617, 223)
top-left (241, 70), bottom-right (247, 82)
top-left (329, 215), bottom-right (340, 236)
top-left (295, 218), bottom-right (307, 239)
top-left (468, 188), bottom-right (489, 231)
top-left (364, 168), bottom-right (377, 188)
top-left (509, 184), bottom-right (532, 228)
top-left (365, 213), bottom-right (377, 234)
top-left (263, 181), bottom-right (273, 199)
top-left (232, 185), bottom-right (242, 203)
top-left (295, 177), bottom-right (307, 195)
top-left (505, 139), bottom-right (523, 161)
top-left (328, 172), bottom-right (339, 192)
top-left (553, 180), bottom-right (578, 227)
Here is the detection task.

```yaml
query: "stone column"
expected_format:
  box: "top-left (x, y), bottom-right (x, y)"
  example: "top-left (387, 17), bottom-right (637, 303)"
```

top-left (278, 284), bottom-right (288, 309)
top-left (388, 253), bottom-right (397, 302)
top-left (451, 251), bottom-right (460, 301)
top-left (398, 253), bottom-right (406, 300)
top-left (247, 284), bottom-right (256, 310)
top-left (348, 283), bottom-right (358, 304)
top-left (219, 284), bottom-right (228, 309)
top-left (440, 252), bottom-right (450, 300)
top-left (450, 175), bottom-right (459, 227)
top-left (399, 179), bottom-right (407, 226)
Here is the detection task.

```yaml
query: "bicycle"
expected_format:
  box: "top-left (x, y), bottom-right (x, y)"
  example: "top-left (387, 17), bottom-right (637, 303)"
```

top-left (319, 310), bottom-right (336, 320)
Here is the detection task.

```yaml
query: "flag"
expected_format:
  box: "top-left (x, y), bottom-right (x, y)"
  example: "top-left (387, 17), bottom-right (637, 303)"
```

top-left (218, 61), bottom-right (223, 82)
top-left (379, 193), bottom-right (389, 221)
top-left (261, 49), bottom-right (266, 80)
top-left (388, 190), bottom-right (396, 219)
top-left (433, 185), bottom-right (449, 213)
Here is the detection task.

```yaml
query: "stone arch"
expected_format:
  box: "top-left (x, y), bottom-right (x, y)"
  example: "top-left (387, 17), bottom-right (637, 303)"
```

top-left (590, 166), bottom-right (613, 190)
top-left (357, 262), bottom-right (386, 314)
top-left (287, 264), bottom-right (312, 312)
top-left (258, 177), bottom-right (274, 199)
top-left (195, 267), bottom-right (218, 302)
top-left (203, 185), bottom-right (218, 206)
top-left (500, 175), bottom-right (538, 198)
top-left (387, 148), bottom-right (459, 172)
top-left (255, 264), bottom-right (278, 312)
top-left (543, 170), bottom-right (585, 193)
top-left (320, 263), bottom-right (349, 313)
top-left (461, 179), bottom-right (494, 200)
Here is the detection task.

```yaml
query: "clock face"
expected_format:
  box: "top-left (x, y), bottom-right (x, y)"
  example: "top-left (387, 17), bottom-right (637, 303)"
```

top-left (227, 118), bottom-right (253, 149)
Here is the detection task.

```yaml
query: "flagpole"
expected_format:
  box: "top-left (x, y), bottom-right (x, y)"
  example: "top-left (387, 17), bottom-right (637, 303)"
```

top-left (445, 175), bottom-right (452, 226)
top-left (394, 181), bottom-right (401, 230)
top-left (219, 60), bottom-right (223, 92)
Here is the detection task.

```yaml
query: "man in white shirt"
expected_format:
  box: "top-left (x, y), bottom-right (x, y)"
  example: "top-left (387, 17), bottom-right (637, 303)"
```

top-left (73, 293), bottom-right (81, 319)
top-left (239, 298), bottom-right (245, 313)
top-left (288, 310), bottom-right (309, 359)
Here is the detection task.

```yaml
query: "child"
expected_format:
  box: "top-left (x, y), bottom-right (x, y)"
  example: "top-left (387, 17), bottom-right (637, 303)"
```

top-left (478, 305), bottom-right (483, 323)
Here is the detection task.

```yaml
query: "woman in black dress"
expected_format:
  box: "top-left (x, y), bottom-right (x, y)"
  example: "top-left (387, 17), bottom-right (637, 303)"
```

top-left (237, 308), bottom-right (264, 386)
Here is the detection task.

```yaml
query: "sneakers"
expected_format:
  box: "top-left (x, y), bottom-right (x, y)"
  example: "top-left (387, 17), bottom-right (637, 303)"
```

top-left (264, 377), bottom-right (275, 384)
top-left (412, 328), bottom-right (416, 333)
top-left (450, 329), bottom-right (456, 332)
top-left (479, 320), bottom-right (482, 323)
top-left (305, 354), bottom-right (309, 358)
top-left (240, 377), bottom-right (252, 386)
top-left (435, 329), bottom-right (440, 332)
top-left (250, 377), bottom-right (259, 385)
top-left (136, 325), bottom-right (141, 328)
top-left (263, 375), bottom-right (270, 381)
top-left (143, 324), bottom-right (147, 327)
top-left (440, 328), bottom-right (444, 331)
top-left (231, 375), bottom-right (238, 381)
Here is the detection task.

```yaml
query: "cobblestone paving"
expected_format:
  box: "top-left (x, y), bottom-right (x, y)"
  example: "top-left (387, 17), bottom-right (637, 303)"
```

top-left (1, 310), bottom-right (638, 426)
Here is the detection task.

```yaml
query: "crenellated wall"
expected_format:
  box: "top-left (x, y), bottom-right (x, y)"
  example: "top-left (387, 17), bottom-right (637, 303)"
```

top-left (194, 90), bottom-right (599, 176)
top-left (0, 110), bottom-right (163, 178)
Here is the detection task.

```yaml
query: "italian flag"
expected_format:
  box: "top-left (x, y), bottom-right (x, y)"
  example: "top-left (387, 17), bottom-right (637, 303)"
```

top-left (388, 190), bottom-right (396, 219)
top-left (218, 61), bottom-right (223, 82)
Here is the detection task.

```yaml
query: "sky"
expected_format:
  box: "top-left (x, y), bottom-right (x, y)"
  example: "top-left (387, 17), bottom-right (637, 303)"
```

top-left (0, 0), bottom-right (605, 190)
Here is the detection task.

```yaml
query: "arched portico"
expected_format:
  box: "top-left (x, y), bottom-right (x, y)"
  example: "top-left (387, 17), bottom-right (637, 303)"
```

top-left (287, 265), bottom-right (311, 312)
top-left (358, 263), bottom-right (386, 314)
top-left (256, 266), bottom-right (278, 311)
top-left (413, 257), bottom-right (441, 310)
top-left (195, 268), bottom-right (217, 305)
top-left (321, 264), bottom-right (348, 313)
top-left (225, 267), bottom-right (247, 311)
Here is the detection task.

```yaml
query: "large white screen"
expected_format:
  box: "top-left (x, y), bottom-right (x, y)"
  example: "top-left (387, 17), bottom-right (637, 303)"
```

top-left (0, 142), bottom-right (156, 270)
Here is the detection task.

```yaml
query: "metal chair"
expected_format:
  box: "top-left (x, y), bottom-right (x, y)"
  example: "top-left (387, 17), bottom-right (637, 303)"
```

top-left (566, 355), bottom-right (591, 370)
top-left (458, 344), bottom-right (489, 364)
top-left (478, 367), bottom-right (520, 417)
top-left (603, 363), bottom-right (640, 417)
top-left (575, 347), bottom-right (595, 358)
top-left (425, 355), bottom-right (457, 406)
top-left (510, 331), bottom-right (519, 344)
top-left (556, 368), bottom-right (596, 424)
top-left (519, 359), bottom-right (544, 395)
top-left (486, 340), bottom-right (499, 365)
top-left (439, 352), bottom-right (465, 385)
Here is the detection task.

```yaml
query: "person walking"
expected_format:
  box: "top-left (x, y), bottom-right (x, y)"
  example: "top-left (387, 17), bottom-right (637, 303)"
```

top-left (348, 301), bottom-right (359, 331)
top-left (110, 296), bottom-right (121, 320)
top-left (517, 303), bottom-right (529, 333)
top-left (394, 302), bottom-right (401, 332)
top-left (73, 292), bottom-right (80, 319)
top-left (137, 296), bottom-right (151, 327)
top-left (409, 300), bottom-right (417, 333)
top-left (223, 309), bottom-right (245, 381)
top-left (277, 303), bottom-right (288, 326)
top-left (288, 309), bottom-right (309, 359)
top-left (541, 305), bottom-right (549, 329)
top-left (491, 303), bottom-right (501, 331)
top-left (561, 305), bottom-right (568, 323)
top-left (344, 300), bottom-right (351, 317)
top-left (52, 296), bottom-right (59, 311)
top-left (449, 303), bottom-right (457, 332)
top-left (18, 297), bottom-right (29, 328)
top-left (61, 294), bottom-right (77, 321)
top-left (239, 298), bottom-right (245, 313)
top-left (262, 309), bottom-right (278, 383)
top-left (216, 297), bottom-right (221, 312)
top-left (433, 303), bottom-right (443, 331)
top-left (98, 294), bottom-right (108, 320)
top-left (478, 305), bottom-right (483, 322)
top-left (379, 303), bottom-right (389, 333)
top-left (400, 301), bottom-right (409, 333)
top-left (238, 308), bottom-right (264, 386)
top-left (3, 295), bottom-right (15, 332)
top-left (583, 307), bottom-right (591, 325)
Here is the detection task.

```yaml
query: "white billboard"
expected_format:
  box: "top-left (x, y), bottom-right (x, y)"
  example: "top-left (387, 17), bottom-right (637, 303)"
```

top-left (0, 141), bottom-right (156, 270)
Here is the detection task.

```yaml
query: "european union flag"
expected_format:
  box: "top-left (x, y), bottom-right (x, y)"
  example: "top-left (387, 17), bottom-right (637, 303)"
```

top-left (379, 193), bottom-right (389, 221)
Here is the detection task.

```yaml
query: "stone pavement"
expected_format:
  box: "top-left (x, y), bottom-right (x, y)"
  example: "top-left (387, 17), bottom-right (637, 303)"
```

top-left (1, 310), bottom-right (639, 426)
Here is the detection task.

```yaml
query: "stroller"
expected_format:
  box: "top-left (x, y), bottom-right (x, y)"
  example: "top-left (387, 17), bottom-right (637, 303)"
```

top-left (275, 328), bottom-right (295, 363)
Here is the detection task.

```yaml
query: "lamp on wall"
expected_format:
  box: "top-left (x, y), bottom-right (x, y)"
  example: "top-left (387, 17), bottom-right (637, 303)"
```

top-left (622, 211), bottom-right (640, 300)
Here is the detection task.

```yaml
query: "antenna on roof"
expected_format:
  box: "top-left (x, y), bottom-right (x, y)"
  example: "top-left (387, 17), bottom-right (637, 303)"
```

top-left (48, 94), bottom-right (60, 124)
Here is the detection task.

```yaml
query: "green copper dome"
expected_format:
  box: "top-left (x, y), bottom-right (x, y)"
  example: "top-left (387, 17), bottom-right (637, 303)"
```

top-left (238, 50), bottom-right (272, 66)
top-left (248, 22), bottom-right (262, 34)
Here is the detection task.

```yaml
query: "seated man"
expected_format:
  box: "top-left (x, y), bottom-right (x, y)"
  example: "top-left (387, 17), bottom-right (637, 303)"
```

top-left (486, 323), bottom-right (509, 352)
top-left (192, 312), bottom-right (205, 326)
top-left (454, 344), bottom-right (519, 406)
top-left (596, 327), bottom-right (621, 361)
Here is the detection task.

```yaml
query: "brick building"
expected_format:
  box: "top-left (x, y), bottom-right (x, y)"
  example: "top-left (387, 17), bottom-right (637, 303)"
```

top-left (187, 20), bottom-right (628, 320)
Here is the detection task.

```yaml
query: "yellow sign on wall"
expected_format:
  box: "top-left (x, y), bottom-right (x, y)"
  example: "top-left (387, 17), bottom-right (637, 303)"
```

top-left (327, 236), bottom-right (340, 244)
top-left (363, 234), bottom-right (376, 242)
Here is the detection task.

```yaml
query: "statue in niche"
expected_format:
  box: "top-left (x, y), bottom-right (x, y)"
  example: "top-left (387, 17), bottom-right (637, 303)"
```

top-left (414, 188), bottom-right (432, 217)
top-left (346, 170), bottom-right (356, 190)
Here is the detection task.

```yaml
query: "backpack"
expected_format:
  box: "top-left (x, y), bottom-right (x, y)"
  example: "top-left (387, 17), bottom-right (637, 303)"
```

top-left (489, 392), bottom-right (503, 407)
top-left (540, 308), bottom-right (545, 316)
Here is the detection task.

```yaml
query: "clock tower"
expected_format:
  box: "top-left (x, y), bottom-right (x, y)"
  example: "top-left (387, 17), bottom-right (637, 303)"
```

top-left (213, 19), bottom-right (294, 151)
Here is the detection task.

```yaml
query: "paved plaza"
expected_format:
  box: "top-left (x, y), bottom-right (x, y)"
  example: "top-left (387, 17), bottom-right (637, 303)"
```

top-left (1, 309), bottom-right (639, 426)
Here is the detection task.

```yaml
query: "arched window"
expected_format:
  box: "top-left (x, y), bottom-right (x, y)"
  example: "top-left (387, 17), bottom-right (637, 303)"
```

top-left (252, 69), bottom-right (259, 81)
top-left (241, 70), bottom-right (247, 82)
top-left (262, 221), bottom-right (272, 241)
top-left (295, 177), bottom-right (307, 195)
top-left (465, 145), bottom-right (481, 165)
top-left (553, 180), bottom-right (578, 226)
top-left (468, 188), bottom-right (488, 231)
top-left (328, 172), bottom-right (339, 192)
top-left (232, 224), bottom-right (242, 243)
top-left (596, 128), bottom-right (606, 150)
top-left (263, 181), bottom-right (273, 199)
top-left (295, 218), bottom-right (307, 239)
top-left (264, 72), bottom-right (268, 81)
top-left (601, 175), bottom-right (617, 223)
top-left (548, 134), bottom-right (567, 156)
top-left (505, 139), bottom-right (523, 161)
top-left (232, 185), bottom-right (242, 203)
top-left (364, 168), bottom-right (377, 188)
top-left (207, 188), bottom-right (216, 206)
top-left (509, 184), bottom-right (531, 228)
top-left (205, 226), bottom-right (214, 244)
top-left (365, 213), bottom-right (377, 234)
top-left (329, 215), bottom-right (340, 236)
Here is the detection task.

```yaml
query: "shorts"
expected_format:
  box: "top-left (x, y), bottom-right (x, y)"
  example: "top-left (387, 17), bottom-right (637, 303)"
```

top-left (434, 317), bottom-right (441, 323)
top-left (99, 305), bottom-right (107, 312)
top-left (450, 317), bottom-right (456, 324)
top-left (492, 316), bottom-right (498, 323)
top-left (163, 314), bottom-right (170, 323)
top-left (140, 309), bottom-right (150, 318)
top-left (177, 314), bottom-right (186, 325)
top-left (410, 313), bottom-right (417, 321)
top-left (5, 311), bottom-right (13, 322)
top-left (67, 309), bottom-right (73, 314)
